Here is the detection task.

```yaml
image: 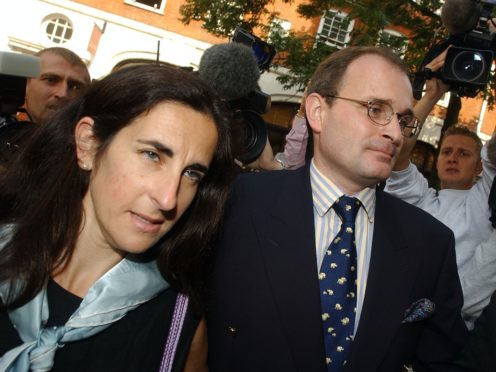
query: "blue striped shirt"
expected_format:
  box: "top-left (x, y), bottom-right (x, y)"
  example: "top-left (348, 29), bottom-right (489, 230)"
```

top-left (310, 160), bottom-right (376, 331)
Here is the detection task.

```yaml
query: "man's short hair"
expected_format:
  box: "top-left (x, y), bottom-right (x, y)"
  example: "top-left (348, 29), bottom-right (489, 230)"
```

top-left (35, 47), bottom-right (88, 73)
top-left (442, 125), bottom-right (483, 156)
top-left (307, 46), bottom-right (409, 104)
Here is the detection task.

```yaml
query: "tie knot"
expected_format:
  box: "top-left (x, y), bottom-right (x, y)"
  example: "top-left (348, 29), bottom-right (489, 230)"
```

top-left (332, 196), bottom-right (360, 223)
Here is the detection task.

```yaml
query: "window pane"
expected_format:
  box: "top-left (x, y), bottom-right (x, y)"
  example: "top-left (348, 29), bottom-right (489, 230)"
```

top-left (45, 17), bottom-right (73, 44)
top-left (135, 0), bottom-right (161, 8)
top-left (318, 10), bottom-right (352, 49)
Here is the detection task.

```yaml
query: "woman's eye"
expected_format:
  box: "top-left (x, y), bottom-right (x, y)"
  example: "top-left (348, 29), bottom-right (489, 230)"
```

top-left (184, 169), bottom-right (204, 183)
top-left (143, 151), bottom-right (159, 162)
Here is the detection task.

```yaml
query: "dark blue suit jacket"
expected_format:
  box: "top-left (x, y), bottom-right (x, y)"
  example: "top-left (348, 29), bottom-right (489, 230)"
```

top-left (207, 166), bottom-right (467, 372)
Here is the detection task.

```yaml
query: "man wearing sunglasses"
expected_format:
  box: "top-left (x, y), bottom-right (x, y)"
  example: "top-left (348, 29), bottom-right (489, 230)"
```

top-left (208, 46), bottom-right (466, 372)
top-left (384, 49), bottom-right (496, 330)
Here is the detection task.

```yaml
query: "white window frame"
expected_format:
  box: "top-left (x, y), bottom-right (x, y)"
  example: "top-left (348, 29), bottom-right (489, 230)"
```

top-left (379, 29), bottom-right (408, 56)
top-left (124, 0), bottom-right (166, 14)
top-left (317, 9), bottom-right (354, 49)
top-left (267, 17), bottom-right (291, 43)
top-left (269, 17), bottom-right (292, 42)
top-left (43, 14), bottom-right (73, 45)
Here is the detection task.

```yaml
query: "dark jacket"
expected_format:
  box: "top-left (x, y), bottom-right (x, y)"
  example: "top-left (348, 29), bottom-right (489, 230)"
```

top-left (207, 165), bottom-right (467, 372)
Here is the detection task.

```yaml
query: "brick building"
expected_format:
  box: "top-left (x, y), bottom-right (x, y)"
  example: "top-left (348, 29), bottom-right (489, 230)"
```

top-left (1, 0), bottom-right (494, 153)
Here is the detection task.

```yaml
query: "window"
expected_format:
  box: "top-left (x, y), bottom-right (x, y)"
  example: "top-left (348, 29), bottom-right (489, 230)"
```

top-left (419, 115), bottom-right (444, 147)
top-left (125, 0), bottom-right (165, 12)
top-left (379, 29), bottom-right (408, 56)
top-left (317, 10), bottom-right (354, 49)
top-left (43, 15), bottom-right (73, 44)
top-left (269, 18), bottom-right (291, 42)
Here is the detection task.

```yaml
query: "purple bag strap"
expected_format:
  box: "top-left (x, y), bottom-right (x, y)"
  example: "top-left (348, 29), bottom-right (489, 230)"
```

top-left (159, 293), bottom-right (189, 372)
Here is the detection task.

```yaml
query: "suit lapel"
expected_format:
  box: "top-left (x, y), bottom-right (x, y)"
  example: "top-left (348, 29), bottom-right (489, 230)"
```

top-left (252, 166), bottom-right (327, 371)
top-left (347, 191), bottom-right (420, 371)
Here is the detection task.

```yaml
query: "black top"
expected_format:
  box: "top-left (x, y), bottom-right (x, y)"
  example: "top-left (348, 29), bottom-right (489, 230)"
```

top-left (0, 280), bottom-right (199, 372)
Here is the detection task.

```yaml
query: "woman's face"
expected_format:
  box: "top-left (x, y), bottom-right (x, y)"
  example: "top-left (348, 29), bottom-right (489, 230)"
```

top-left (78, 101), bottom-right (218, 256)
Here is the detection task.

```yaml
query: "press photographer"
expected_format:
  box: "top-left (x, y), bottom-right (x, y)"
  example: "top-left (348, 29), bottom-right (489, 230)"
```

top-left (414, 0), bottom-right (496, 99)
top-left (0, 51), bottom-right (40, 167)
top-left (198, 29), bottom-right (275, 166)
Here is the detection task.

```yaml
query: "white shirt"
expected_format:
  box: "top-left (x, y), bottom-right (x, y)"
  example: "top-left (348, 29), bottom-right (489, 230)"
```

top-left (385, 144), bottom-right (496, 329)
top-left (310, 160), bottom-right (375, 332)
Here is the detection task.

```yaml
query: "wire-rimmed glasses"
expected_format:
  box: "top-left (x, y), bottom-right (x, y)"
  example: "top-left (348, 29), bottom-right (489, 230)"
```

top-left (323, 95), bottom-right (421, 138)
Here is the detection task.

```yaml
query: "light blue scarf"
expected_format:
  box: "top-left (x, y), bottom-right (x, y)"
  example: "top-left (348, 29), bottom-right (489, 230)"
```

top-left (0, 227), bottom-right (169, 372)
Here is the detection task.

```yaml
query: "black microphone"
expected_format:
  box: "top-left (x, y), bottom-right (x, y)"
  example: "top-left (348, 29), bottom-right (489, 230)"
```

top-left (198, 42), bottom-right (261, 101)
top-left (441, 0), bottom-right (482, 35)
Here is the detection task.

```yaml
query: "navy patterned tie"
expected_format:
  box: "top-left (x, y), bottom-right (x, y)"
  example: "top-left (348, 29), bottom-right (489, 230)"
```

top-left (319, 195), bottom-right (361, 370)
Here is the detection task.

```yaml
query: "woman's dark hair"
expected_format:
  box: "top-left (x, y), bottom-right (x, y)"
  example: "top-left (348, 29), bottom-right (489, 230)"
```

top-left (0, 64), bottom-right (234, 309)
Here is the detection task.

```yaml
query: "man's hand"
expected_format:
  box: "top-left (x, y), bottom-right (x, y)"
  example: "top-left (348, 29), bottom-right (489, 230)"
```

top-left (422, 49), bottom-right (451, 107)
top-left (243, 138), bottom-right (284, 171)
top-left (393, 48), bottom-right (451, 171)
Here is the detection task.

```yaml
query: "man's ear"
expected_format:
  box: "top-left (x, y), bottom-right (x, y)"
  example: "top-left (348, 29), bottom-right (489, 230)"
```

top-left (305, 93), bottom-right (326, 134)
top-left (475, 158), bottom-right (483, 176)
top-left (75, 116), bottom-right (97, 171)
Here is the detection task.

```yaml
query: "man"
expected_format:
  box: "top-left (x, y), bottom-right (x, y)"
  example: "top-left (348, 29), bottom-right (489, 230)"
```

top-left (1, 48), bottom-right (89, 167)
top-left (207, 46), bottom-right (467, 371)
top-left (384, 51), bottom-right (496, 329)
top-left (24, 47), bottom-right (90, 124)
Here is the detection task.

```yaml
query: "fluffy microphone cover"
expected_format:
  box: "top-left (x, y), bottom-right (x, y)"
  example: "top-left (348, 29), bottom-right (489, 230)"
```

top-left (199, 43), bottom-right (260, 100)
top-left (441, 0), bottom-right (481, 35)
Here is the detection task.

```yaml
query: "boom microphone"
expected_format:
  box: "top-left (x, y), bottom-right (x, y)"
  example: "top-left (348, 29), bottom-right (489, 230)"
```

top-left (198, 42), bottom-right (269, 164)
top-left (441, 0), bottom-right (482, 35)
top-left (198, 43), bottom-right (260, 100)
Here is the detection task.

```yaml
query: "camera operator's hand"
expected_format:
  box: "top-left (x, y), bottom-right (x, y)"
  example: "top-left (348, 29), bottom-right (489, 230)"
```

top-left (422, 48), bottom-right (450, 106)
top-left (393, 48), bottom-right (450, 171)
top-left (242, 138), bottom-right (284, 171)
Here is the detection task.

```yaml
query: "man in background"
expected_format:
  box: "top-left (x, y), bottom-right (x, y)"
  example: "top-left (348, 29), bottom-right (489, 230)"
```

top-left (384, 49), bottom-right (496, 329)
top-left (24, 47), bottom-right (90, 124)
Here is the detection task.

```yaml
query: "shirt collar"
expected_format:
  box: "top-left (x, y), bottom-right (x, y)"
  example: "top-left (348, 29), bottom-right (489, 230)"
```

top-left (310, 160), bottom-right (376, 222)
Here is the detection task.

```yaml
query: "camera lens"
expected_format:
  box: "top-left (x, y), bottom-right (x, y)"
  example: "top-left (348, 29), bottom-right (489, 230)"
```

top-left (451, 51), bottom-right (486, 82)
top-left (230, 109), bottom-right (267, 164)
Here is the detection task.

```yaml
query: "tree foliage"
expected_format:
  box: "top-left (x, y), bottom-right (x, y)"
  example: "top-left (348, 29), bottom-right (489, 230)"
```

top-left (180, 0), bottom-right (494, 103)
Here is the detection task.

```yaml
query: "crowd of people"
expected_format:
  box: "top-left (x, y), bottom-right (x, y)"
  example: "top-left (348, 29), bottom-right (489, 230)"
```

top-left (0, 41), bottom-right (495, 372)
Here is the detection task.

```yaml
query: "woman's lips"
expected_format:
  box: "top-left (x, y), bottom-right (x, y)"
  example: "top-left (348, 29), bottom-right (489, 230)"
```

top-left (130, 212), bottom-right (164, 233)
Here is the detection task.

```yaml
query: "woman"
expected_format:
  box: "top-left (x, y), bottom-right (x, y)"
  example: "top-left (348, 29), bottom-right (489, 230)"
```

top-left (0, 64), bottom-right (233, 371)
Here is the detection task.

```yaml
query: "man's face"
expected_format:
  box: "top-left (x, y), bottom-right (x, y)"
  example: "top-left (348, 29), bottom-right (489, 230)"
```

top-left (25, 52), bottom-right (90, 124)
top-left (437, 134), bottom-right (482, 190)
top-left (308, 54), bottom-right (413, 194)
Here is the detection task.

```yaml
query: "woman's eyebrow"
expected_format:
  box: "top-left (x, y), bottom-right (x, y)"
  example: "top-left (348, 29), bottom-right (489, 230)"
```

top-left (137, 139), bottom-right (173, 157)
top-left (137, 139), bottom-right (210, 172)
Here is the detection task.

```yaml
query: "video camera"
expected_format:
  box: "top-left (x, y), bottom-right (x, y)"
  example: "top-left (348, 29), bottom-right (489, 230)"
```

top-left (0, 51), bottom-right (40, 164)
top-left (1, 52), bottom-right (39, 114)
top-left (232, 27), bottom-right (276, 72)
top-left (414, 0), bottom-right (496, 99)
top-left (229, 28), bottom-right (276, 164)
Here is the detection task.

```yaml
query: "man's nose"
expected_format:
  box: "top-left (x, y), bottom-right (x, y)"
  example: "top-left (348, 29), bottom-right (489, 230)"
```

top-left (447, 152), bottom-right (459, 162)
top-left (53, 82), bottom-right (69, 99)
top-left (383, 115), bottom-right (403, 145)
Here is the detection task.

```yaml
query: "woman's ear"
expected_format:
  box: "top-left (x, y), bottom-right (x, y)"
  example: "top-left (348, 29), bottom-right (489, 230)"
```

top-left (75, 117), bottom-right (97, 171)
top-left (305, 93), bottom-right (326, 134)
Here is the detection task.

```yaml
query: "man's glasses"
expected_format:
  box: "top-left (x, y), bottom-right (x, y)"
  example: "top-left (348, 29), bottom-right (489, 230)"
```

top-left (323, 95), bottom-right (421, 138)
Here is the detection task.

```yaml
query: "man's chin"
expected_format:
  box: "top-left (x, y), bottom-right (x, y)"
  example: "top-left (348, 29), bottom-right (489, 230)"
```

top-left (363, 165), bottom-right (392, 185)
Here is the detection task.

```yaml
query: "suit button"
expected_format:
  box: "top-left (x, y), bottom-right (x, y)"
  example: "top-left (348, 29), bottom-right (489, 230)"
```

top-left (227, 326), bottom-right (237, 337)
